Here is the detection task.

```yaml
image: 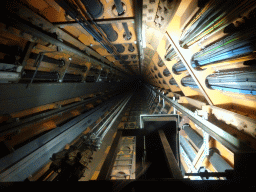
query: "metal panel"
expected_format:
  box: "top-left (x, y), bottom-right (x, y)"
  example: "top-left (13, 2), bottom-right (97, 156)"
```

top-left (0, 82), bottom-right (121, 114)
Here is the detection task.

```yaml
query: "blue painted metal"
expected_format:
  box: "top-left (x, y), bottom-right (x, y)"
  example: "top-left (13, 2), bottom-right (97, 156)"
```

top-left (197, 45), bottom-right (255, 66)
top-left (180, 136), bottom-right (196, 161)
top-left (181, 76), bottom-right (199, 89)
top-left (207, 71), bottom-right (256, 95)
top-left (211, 86), bottom-right (256, 95)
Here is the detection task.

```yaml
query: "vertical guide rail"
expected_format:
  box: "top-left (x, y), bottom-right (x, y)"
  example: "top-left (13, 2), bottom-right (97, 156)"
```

top-left (134, 0), bottom-right (143, 74)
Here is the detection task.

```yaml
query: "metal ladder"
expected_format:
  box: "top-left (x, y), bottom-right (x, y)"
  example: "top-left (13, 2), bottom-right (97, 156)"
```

top-left (110, 137), bottom-right (136, 180)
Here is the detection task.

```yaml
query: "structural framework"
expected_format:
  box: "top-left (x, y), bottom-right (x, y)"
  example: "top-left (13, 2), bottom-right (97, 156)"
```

top-left (0, 0), bottom-right (256, 191)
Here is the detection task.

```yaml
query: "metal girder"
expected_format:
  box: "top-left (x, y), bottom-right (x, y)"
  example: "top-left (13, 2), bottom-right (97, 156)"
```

top-left (19, 41), bottom-right (35, 75)
top-left (0, 93), bottom-right (126, 181)
top-left (145, 85), bottom-right (252, 153)
top-left (2, 9), bottom-right (126, 75)
top-left (0, 82), bottom-right (123, 114)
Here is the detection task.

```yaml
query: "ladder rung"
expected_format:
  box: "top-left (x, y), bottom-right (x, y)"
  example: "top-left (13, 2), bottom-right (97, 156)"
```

top-left (110, 174), bottom-right (131, 177)
top-left (113, 164), bottom-right (133, 167)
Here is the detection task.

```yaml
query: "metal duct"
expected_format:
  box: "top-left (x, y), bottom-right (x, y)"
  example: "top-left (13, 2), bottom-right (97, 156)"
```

top-left (181, 76), bottom-right (199, 89)
top-left (183, 124), bottom-right (203, 149)
top-left (180, 135), bottom-right (196, 161)
top-left (179, 0), bottom-right (256, 48)
top-left (169, 78), bottom-right (178, 86)
top-left (183, 124), bottom-right (233, 172)
top-left (63, 73), bottom-right (83, 82)
top-left (56, 0), bottom-right (116, 54)
top-left (0, 71), bottom-right (21, 82)
top-left (163, 68), bottom-right (171, 77)
top-left (86, 75), bottom-right (96, 82)
top-left (122, 23), bottom-right (131, 40)
top-left (131, 55), bottom-right (136, 59)
top-left (128, 43), bottom-right (135, 52)
top-left (99, 24), bottom-right (118, 42)
top-left (208, 150), bottom-right (233, 172)
top-left (192, 25), bottom-right (256, 67)
top-left (114, 0), bottom-right (124, 15)
top-left (114, 44), bottom-right (125, 53)
top-left (22, 70), bottom-right (59, 82)
top-left (165, 48), bottom-right (177, 61)
top-left (29, 53), bottom-right (63, 66)
top-left (173, 60), bottom-right (187, 72)
top-left (80, 0), bottom-right (104, 19)
top-left (158, 60), bottom-right (165, 67)
top-left (69, 63), bottom-right (87, 72)
top-left (206, 71), bottom-right (256, 95)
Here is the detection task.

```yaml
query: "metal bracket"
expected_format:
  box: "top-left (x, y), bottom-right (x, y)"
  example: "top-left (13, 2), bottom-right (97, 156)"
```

top-left (191, 131), bottom-right (210, 172)
top-left (27, 47), bottom-right (62, 88)
top-left (173, 97), bottom-right (177, 114)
